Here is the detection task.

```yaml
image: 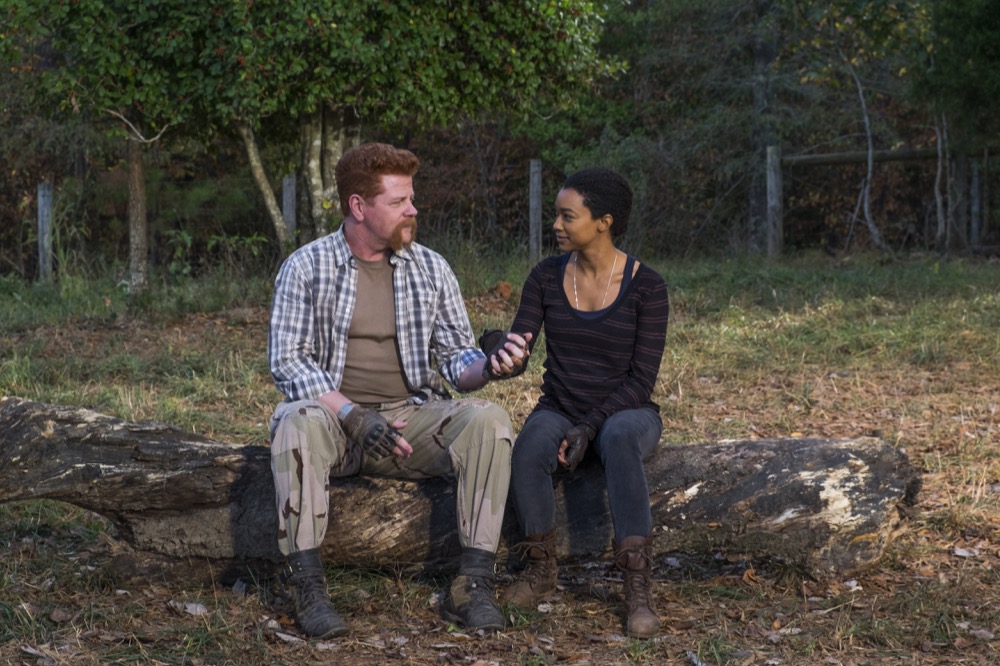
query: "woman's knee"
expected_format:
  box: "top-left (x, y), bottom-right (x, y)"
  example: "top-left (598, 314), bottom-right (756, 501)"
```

top-left (595, 410), bottom-right (661, 461)
top-left (511, 432), bottom-right (560, 472)
top-left (512, 410), bottom-right (570, 473)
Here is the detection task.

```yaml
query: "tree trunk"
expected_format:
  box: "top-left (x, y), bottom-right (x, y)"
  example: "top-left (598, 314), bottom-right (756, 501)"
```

top-left (0, 397), bottom-right (920, 583)
top-left (301, 109), bottom-right (324, 237)
top-left (300, 104), bottom-right (360, 239)
top-left (934, 116), bottom-right (948, 249)
top-left (748, 0), bottom-right (778, 255)
top-left (983, 148), bottom-right (991, 243)
top-left (236, 120), bottom-right (290, 253)
top-left (126, 138), bottom-right (148, 293)
top-left (950, 152), bottom-right (970, 250)
top-left (467, 122), bottom-right (501, 238)
top-left (843, 53), bottom-right (886, 252)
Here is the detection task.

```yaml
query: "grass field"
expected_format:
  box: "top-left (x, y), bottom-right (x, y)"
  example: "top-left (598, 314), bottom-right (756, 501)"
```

top-left (2, 252), bottom-right (999, 665)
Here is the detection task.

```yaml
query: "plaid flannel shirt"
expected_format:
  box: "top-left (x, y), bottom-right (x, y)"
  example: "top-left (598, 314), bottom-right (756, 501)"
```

top-left (268, 229), bottom-right (483, 402)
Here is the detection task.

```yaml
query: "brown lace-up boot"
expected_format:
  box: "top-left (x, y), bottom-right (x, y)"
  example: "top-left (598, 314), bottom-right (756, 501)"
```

top-left (614, 535), bottom-right (660, 639)
top-left (500, 531), bottom-right (558, 608)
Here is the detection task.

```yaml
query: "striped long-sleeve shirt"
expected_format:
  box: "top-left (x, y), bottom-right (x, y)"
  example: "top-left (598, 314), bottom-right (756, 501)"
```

top-left (511, 253), bottom-right (669, 433)
top-left (268, 229), bottom-right (483, 402)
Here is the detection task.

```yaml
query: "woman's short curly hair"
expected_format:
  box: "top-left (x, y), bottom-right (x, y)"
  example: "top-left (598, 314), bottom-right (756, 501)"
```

top-left (562, 167), bottom-right (633, 238)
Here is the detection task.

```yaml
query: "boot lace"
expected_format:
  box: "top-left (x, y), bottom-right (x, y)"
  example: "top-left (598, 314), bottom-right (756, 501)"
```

top-left (466, 574), bottom-right (497, 600)
top-left (291, 572), bottom-right (332, 611)
top-left (617, 547), bottom-right (654, 609)
top-left (624, 569), bottom-right (654, 608)
top-left (519, 558), bottom-right (554, 587)
top-left (511, 539), bottom-right (555, 588)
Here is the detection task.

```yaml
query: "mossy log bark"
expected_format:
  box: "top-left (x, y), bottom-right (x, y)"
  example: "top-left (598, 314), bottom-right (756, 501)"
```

top-left (0, 397), bottom-right (920, 581)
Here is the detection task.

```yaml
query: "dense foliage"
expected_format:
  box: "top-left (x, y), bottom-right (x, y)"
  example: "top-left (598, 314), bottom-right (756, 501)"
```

top-left (2, 0), bottom-right (998, 281)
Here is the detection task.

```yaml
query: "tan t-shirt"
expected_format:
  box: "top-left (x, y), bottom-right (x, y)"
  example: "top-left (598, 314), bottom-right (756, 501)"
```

top-left (338, 256), bottom-right (411, 404)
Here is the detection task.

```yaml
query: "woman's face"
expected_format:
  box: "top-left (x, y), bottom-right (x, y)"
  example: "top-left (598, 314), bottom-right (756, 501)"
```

top-left (552, 187), bottom-right (602, 252)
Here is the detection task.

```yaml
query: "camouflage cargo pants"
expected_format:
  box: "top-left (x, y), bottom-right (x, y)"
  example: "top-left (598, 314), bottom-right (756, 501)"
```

top-left (270, 397), bottom-right (513, 556)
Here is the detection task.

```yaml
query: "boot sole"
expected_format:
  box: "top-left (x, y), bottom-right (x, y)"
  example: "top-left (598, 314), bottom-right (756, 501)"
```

top-left (441, 607), bottom-right (504, 632)
top-left (301, 621), bottom-right (349, 639)
top-left (314, 625), bottom-right (350, 639)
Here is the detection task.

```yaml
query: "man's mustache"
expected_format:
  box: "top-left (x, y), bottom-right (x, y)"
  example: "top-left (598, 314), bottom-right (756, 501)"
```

top-left (390, 218), bottom-right (417, 251)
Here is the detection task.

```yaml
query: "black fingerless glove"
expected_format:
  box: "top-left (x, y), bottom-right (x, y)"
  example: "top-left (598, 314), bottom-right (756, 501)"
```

top-left (562, 424), bottom-right (597, 472)
top-left (341, 407), bottom-right (401, 459)
top-left (478, 328), bottom-right (528, 380)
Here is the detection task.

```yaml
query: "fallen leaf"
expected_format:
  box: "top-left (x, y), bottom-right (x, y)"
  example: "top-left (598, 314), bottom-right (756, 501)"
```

top-left (168, 600), bottom-right (209, 616)
top-left (49, 608), bottom-right (73, 623)
top-left (20, 646), bottom-right (48, 658)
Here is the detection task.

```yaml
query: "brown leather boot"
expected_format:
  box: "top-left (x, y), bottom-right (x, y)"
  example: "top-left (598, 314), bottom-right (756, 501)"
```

top-left (501, 531), bottom-right (558, 608)
top-left (614, 536), bottom-right (660, 639)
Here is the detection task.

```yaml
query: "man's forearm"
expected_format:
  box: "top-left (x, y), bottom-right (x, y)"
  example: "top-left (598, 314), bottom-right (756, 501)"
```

top-left (318, 390), bottom-right (354, 419)
top-left (455, 358), bottom-right (490, 392)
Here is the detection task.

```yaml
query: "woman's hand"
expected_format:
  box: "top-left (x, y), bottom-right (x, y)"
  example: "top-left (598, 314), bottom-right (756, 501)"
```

top-left (481, 330), bottom-right (533, 380)
top-left (558, 424), bottom-right (596, 472)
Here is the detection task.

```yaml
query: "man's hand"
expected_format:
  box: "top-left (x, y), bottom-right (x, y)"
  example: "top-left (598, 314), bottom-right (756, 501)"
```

top-left (479, 329), bottom-right (532, 380)
top-left (341, 407), bottom-right (404, 460)
top-left (558, 424), bottom-right (596, 472)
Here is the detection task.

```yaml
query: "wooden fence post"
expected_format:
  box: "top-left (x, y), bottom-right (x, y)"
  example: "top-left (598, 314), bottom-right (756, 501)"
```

top-left (766, 145), bottom-right (783, 258)
top-left (37, 182), bottom-right (53, 283)
top-left (281, 174), bottom-right (297, 241)
top-left (529, 159), bottom-right (542, 263)
top-left (970, 158), bottom-right (981, 246)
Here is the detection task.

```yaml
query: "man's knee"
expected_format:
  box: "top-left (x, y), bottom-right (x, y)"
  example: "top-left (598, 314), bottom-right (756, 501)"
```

top-left (457, 400), bottom-right (514, 444)
top-left (446, 401), bottom-right (514, 468)
top-left (277, 401), bottom-right (335, 430)
top-left (481, 402), bottom-right (514, 438)
top-left (271, 401), bottom-right (349, 466)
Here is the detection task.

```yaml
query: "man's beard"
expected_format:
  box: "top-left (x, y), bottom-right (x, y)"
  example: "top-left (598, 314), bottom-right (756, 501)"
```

top-left (390, 218), bottom-right (417, 252)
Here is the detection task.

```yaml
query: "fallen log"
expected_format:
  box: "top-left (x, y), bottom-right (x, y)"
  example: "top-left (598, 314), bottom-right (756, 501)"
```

top-left (0, 396), bottom-right (919, 581)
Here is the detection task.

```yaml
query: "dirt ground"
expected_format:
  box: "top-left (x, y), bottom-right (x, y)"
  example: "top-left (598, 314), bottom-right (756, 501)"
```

top-left (2, 300), bottom-right (999, 666)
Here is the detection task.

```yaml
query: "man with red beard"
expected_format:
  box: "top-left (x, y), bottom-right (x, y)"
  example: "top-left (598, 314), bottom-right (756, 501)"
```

top-left (266, 143), bottom-right (529, 639)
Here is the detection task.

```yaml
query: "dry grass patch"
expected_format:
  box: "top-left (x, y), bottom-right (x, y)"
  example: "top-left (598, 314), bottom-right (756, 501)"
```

top-left (2, 255), bottom-right (999, 664)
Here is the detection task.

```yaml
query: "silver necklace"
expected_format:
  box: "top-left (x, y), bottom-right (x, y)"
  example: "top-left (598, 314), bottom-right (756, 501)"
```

top-left (573, 251), bottom-right (618, 310)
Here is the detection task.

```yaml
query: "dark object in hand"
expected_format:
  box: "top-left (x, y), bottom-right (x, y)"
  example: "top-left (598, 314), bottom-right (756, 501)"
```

top-left (562, 424), bottom-right (596, 472)
top-left (478, 328), bottom-right (528, 380)
top-left (341, 407), bottom-right (401, 459)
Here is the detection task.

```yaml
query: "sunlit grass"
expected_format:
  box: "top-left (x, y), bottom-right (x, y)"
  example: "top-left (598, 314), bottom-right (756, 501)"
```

top-left (2, 252), bottom-right (1000, 664)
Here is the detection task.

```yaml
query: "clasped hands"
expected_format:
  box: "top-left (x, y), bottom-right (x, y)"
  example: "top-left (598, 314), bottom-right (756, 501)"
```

top-left (479, 329), bottom-right (533, 380)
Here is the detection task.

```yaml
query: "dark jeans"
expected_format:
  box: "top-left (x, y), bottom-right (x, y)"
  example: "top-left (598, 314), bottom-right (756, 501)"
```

top-left (510, 407), bottom-right (662, 542)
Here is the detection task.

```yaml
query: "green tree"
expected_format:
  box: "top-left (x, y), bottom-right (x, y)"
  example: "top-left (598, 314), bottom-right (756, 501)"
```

top-left (3, 0), bottom-right (204, 292)
top-left (194, 0), bottom-right (620, 246)
top-left (911, 0), bottom-right (1000, 142)
top-left (909, 0), bottom-right (1000, 248)
top-left (787, 0), bottom-right (935, 252)
top-left (521, 0), bottom-right (798, 255)
top-left (5, 0), bottom-right (618, 269)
